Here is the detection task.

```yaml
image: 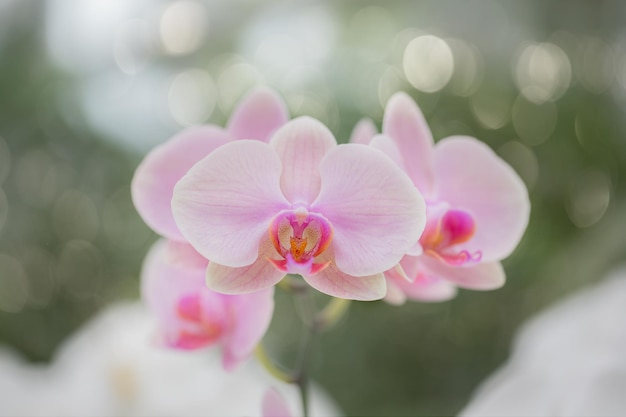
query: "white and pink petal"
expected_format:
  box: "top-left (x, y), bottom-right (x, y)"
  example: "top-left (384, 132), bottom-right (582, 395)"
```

top-left (140, 239), bottom-right (220, 347)
top-left (349, 118), bottom-right (377, 145)
top-left (386, 274), bottom-right (458, 303)
top-left (205, 237), bottom-right (286, 294)
top-left (383, 92), bottom-right (436, 196)
top-left (131, 126), bottom-right (230, 240)
top-left (172, 140), bottom-right (289, 267)
top-left (432, 137), bottom-right (530, 262)
top-left (165, 240), bottom-right (209, 271)
top-left (384, 255), bottom-right (458, 303)
top-left (369, 134), bottom-right (406, 169)
top-left (312, 144), bottom-right (426, 277)
top-left (384, 280), bottom-right (408, 305)
top-left (227, 87), bottom-right (289, 142)
top-left (221, 288), bottom-right (275, 371)
top-left (303, 264), bottom-right (387, 301)
top-left (422, 255), bottom-right (506, 290)
top-left (270, 117), bottom-right (336, 204)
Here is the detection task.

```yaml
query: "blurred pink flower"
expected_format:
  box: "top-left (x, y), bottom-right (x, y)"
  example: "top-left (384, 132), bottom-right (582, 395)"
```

top-left (262, 388), bottom-right (293, 417)
top-left (141, 239), bottom-right (274, 371)
top-left (172, 116), bottom-right (426, 301)
top-left (350, 93), bottom-right (530, 303)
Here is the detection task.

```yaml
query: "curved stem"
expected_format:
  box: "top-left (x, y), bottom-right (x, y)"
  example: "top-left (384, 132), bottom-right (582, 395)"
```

top-left (315, 297), bottom-right (351, 332)
top-left (259, 280), bottom-right (351, 417)
top-left (294, 327), bottom-right (314, 417)
top-left (254, 343), bottom-right (294, 384)
top-left (292, 285), bottom-right (316, 417)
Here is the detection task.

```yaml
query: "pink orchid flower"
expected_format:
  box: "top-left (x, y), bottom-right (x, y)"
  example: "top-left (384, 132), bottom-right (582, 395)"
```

top-left (131, 87), bottom-right (289, 242)
top-left (141, 239), bottom-right (274, 371)
top-left (172, 116), bottom-right (426, 301)
top-left (350, 93), bottom-right (530, 303)
top-left (132, 88), bottom-right (287, 366)
top-left (262, 388), bottom-right (292, 417)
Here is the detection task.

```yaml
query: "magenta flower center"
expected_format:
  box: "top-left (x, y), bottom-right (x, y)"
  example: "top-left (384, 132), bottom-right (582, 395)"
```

top-left (268, 206), bottom-right (334, 275)
top-left (420, 207), bottom-right (481, 266)
top-left (174, 293), bottom-right (222, 350)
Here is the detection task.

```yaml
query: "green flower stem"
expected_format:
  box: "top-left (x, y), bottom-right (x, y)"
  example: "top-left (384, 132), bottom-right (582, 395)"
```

top-left (260, 278), bottom-right (352, 417)
top-left (293, 286), bottom-right (316, 417)
top-left (315, 297), bottom-right (351, 332)
top-left (254, 343), bottom-right (294, 384)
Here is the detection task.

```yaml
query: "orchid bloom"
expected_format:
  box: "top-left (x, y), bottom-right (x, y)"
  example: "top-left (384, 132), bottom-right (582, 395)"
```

top-left (141, 239), bottom-right (274, 370)
top-left (172, 116), bottom-right (426, 301)
top-left (350, 93), bottom-right (530, 303)
top-left (132, 88), bottom-right (286, 367)
top-left (131, 87), bottom-right (289, 242)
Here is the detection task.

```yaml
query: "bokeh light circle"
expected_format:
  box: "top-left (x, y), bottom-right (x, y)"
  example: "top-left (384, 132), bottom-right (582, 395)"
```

top-left (403, 35), bottom-right (454, 93)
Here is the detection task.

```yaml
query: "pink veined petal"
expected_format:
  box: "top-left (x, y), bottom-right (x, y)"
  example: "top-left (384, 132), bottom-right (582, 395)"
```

top-left (388, 262), bottom-right (411, 282)
top-left (384, 254), bottom-right (457, 303)
top-left (398, 253), bottom-right (421, 278)
top-left (165, 240), bottom-right (209, 271)
top-left (382, 92), bottom-right (436, 197)
top-left (422, 255), bottom-right (506, 290)
top-left (141, 240), bottom-right (204, 320)
top-left (432, 136), bottom-right (530, 262)
top-left (312, 144), bottom-right (426, 277)
top-left (406, 242), bottom-right (424, 257)
top-left (349, 118), bottom-right (377, 144)
top-left (262, 388), bottom-right (292, 417)
top-left (221, 288), bottom-right (275, 371)
top-left (140, 239), bottom-right (223, 347)
top-left (227, 87), bottom-right (289, 142)
top-left (270, 116), bottom-right (337, 204)
top-left (131, 126), bottom-right (230, 240)
top-left (205, 237), bottom-right (285, 294)
top-left (172, 140), bottom-right (289, 267)
top-left (303, 264), bottom-right (386, 301)
top-left (384, 279), bottom-right (408, 305)
top-left (301, 243), bottom-right (387, 301)
top-left (369, 134), bottom-right (406, 169)
top-left (386, 273), bottom-right (458, 303)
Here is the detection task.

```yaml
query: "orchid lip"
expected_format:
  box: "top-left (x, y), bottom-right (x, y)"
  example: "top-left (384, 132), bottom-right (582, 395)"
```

top-left (268, 207), bottom-right (333, 275)
top-left (174, 293), bottom-right (222, 349)
top-left (421, 207), bottom-right (482, 266)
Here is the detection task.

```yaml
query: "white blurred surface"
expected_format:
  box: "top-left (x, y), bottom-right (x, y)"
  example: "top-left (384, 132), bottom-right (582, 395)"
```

top-left (461, 266), bottom-right (626, 417)
top-left (0, 302), bottom-right (340, 417)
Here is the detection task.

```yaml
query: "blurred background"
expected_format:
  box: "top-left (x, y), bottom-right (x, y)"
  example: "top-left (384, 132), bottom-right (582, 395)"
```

top-left (1, 0), bottom-right (625, 415)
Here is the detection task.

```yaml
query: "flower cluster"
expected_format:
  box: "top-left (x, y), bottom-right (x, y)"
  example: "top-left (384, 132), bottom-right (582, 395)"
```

top-left (350, 93), bottom-right (530, 303)
top-left (132, 87), bottom-right (529, 370)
